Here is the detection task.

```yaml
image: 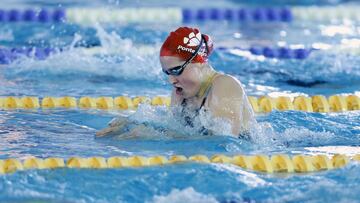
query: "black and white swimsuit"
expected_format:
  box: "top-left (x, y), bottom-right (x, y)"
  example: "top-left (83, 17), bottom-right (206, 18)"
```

top-left (179, 73), bottom-right (251, 139)
top-left (180, 96), bottom-right (210, 135)
top-left (179, 73), bottom-right (219, 136)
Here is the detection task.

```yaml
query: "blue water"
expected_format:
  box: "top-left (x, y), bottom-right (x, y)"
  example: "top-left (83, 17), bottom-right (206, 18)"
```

top-left (1, 0), bottom-right (360, 202)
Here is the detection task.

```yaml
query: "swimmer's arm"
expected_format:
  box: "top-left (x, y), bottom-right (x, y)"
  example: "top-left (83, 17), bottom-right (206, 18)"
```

top-left (95, 116), bottom-right (130, 137)
top-left (208, 75), bottom-right (255, 136)
top-left (123, 123), bottom-right (187, 138)
top-left (96, 116), bottom-right (185, 138)
top-left (96, 92), bottom-right (179, 137)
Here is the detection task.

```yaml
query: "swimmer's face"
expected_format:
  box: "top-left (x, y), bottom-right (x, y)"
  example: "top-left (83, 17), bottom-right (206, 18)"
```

top-left (160, 56), bottom-right (202, 99)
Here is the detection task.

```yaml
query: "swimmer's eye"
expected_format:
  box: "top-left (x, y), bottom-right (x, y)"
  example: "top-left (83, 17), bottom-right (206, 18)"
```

top-left (163, 65), bottom-right (184, 76)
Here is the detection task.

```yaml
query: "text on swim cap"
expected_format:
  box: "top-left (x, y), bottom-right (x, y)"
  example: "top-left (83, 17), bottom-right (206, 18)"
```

top-left (177, 45), bottom-right (196, 53)
top-left (177, 45), bottom-right (207, 57)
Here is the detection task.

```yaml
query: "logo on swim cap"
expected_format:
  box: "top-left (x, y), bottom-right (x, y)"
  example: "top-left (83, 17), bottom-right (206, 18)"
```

top-left (183, 32), bottom-right (202, 47)
top-left (176, 32), bottom-right (202, 54)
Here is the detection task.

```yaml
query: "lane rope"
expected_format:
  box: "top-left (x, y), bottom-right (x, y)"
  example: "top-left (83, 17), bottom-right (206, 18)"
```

top-left (2, 6), bottom-right (360, 25)
top-left (0, 94), bottom-right (359, 113)
top-left (0, 7), bottom-right (291, 25)
top-left (1, 154), bottom-right (359, 174)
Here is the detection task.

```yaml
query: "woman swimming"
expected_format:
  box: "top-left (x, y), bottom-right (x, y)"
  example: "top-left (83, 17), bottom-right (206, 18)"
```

top-left (96, 27), bottom-right (255, 138)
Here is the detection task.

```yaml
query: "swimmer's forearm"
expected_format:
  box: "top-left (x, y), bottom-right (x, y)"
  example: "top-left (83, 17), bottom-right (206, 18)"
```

top-left (96, 118), bottom-right (188, 138)
top-left (96, 125), bottom-right (122, 137)
top-left (96, 117), bottom-right (131, 137)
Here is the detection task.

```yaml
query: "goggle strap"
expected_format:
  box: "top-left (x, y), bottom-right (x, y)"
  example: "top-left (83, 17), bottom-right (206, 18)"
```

top-left (202, 34), bottom-right (210, 55)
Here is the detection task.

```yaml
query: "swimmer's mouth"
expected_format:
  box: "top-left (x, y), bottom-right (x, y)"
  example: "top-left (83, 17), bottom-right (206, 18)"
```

top-left (175, 86), bottom-right (183, 94)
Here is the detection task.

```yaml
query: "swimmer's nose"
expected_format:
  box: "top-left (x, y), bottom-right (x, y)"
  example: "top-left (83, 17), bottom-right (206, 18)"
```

top-left (168, 75), bottom-right (178, 84)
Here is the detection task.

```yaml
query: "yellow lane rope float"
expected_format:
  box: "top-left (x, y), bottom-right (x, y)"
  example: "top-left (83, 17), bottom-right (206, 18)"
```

top-left (1, 154), bottom-right (359, 175)
top-left (0, 94), bottom-right (358, 113)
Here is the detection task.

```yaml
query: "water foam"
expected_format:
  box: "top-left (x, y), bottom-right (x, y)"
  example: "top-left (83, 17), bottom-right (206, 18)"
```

top-left (7, 24), bottom-right (163, 82)
top-left (106, 103), bottom-right (340, 148)
top-left (127, 104), bottom-right (235, 138)
top-left (249, 121), bottom-right (339, 150)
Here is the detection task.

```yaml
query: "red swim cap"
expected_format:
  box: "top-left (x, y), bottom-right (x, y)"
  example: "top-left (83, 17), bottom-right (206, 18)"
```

top-left (160, 27), bottom-right (214, 63)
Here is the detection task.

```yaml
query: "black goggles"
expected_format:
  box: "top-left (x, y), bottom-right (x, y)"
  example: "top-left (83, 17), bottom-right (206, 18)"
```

top-left (163, 34), bottom-right (209, 76)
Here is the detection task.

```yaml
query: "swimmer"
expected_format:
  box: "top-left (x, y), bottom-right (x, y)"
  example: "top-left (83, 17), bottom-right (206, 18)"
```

top-left (96, 27), bottom-right (255, 138)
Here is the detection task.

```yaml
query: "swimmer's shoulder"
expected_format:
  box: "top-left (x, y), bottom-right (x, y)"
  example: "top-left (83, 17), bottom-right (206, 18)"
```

top-left (211, 73), bottom-right (245, 96)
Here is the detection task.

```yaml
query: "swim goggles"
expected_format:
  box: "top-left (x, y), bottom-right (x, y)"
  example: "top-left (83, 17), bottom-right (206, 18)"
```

top-left (162, 34), bottom-right (209, 76)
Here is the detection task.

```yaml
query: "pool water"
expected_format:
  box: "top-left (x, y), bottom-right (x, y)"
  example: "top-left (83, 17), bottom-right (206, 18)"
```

top-left (1, 0), bottom-right (360, 202)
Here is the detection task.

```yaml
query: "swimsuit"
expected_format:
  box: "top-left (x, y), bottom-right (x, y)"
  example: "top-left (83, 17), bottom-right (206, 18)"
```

top-left (180, 72), bottom-right (218, 135)
top-left (179, 72), bottom-right (252, 139)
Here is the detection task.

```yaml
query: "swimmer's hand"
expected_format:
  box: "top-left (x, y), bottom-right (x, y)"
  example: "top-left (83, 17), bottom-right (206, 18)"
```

top-left (96, 116), bottom-right (190, 139)
top-left (96, 117), bottom-right (129, 137)
top-left (112, 124), bottom-right (152, 139)
top-left (111, 124), bottom-right (185, 139)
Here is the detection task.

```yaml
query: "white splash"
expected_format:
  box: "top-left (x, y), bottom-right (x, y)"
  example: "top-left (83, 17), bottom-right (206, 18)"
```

top-left (8, 24), bottom-right (163, 82)
top-left (249, 122), bottom-right (338, 148)
top-left (129, 104), bottom-right (236, 138)
top-left (213, 164), bottom-right (267, 187)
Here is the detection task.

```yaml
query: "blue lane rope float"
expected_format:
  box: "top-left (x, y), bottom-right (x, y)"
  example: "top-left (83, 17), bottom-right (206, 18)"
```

top-left (1, 154), bottom-right (359, 174)
top-left (0, 8), bottom-right (65, 23)
top-left (0, 47), bottom-right (59, 64)
top-left (0, 46), bottom-right (312, 64)
top-left (181, 7), bottom-right (292, 22)
top-left (0, 95), bottom-right (359, 113)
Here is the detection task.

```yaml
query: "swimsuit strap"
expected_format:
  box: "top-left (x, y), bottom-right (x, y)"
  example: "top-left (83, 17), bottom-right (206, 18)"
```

top-left (198, 72), bottom-right (220, 109)
top-left (196, 72), bottom-right (219, 99)
top-left (181, 72), bottom-right (219, 111)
